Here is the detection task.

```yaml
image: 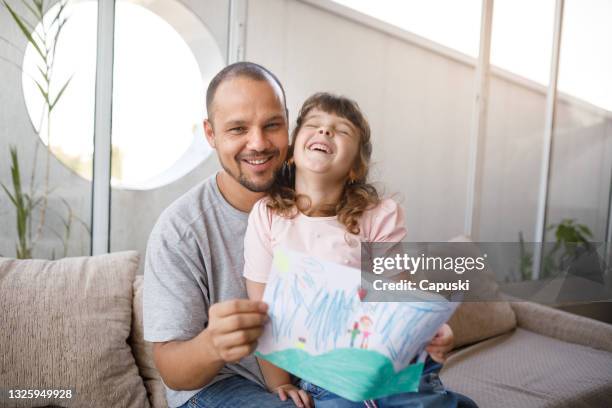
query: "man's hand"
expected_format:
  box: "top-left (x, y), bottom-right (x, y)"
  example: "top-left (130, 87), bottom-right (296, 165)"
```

top-left (426, 323), bottom-right (454, 363)
top-left (205, 299), bottom-right (269, 363)
top-left (273, 384), bottom-right (312, 408)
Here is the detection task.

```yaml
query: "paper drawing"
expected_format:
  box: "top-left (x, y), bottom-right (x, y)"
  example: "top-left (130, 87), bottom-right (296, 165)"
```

top-left (255, 248), bottom-right (459, 401)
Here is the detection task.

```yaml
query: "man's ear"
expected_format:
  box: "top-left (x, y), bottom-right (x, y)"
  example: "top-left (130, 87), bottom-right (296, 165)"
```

top-left (203, 119), bottom-right (216, 148)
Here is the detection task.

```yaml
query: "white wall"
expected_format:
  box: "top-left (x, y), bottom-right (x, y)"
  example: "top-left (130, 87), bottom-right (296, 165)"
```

top-left (246, 0), bottom-right (475, 241)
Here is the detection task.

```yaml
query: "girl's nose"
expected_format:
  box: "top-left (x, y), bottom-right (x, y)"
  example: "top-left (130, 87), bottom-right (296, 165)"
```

top-left (318, 128), bottom-right (332, 136)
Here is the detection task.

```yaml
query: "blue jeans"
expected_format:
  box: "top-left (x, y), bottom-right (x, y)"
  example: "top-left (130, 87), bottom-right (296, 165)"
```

top-left (180, 375), bottom-right (295, 408)
top-left (181, 360), bottom-right (477, 408)
top-left (299, 359), bottom-right (478, 408)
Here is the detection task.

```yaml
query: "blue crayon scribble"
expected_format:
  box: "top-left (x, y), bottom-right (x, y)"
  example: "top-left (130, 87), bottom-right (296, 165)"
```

top-left (304, 287), bottom-right (358, 349)
top-left (302, 272), bottom-right (316, 288)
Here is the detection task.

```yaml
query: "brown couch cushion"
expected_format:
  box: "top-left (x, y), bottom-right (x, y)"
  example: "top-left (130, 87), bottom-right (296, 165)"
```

top-left (441, 328), bottom-right (612, 407)
top-left (131, 274), bottom-right (168, 408)
top-left (0, 252), bottom-right (150, 408)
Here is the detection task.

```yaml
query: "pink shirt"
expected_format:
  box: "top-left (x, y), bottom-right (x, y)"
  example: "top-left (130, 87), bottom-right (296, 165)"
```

top-left (243, 198), bottom-right (407, 283)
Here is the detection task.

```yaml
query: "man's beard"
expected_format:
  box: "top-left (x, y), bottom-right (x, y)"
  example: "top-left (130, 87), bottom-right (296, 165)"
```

top-left (221, 150), bottom-right (281, 193)
top-left (238, 173), bottom-right (276, 192)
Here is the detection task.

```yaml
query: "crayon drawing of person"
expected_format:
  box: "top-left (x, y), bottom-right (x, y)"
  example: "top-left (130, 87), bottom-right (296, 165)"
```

top-left (359, 316), bottom-right (373, 350)
top-left (348, 321), bottom-right (360, 348)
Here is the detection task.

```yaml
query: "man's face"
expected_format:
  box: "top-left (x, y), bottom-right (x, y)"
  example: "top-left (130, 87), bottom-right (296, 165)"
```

top-left (204, 77), bottom-right (289, 192)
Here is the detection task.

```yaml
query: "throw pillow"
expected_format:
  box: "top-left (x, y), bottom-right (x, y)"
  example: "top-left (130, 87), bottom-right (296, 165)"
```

top-left (0, 251), bottom-right (150, 408)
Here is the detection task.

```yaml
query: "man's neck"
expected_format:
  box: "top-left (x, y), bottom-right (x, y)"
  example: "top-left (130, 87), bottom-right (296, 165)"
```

top-left (295, 173), bottom-right (343, 216)
top-left (216, 171), bottom-right (265, 213)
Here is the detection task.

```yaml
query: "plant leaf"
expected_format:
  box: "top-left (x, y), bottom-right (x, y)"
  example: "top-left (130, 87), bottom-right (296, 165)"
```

top-left (48, 0), bottom-right (69, 62)
top-left (1, 183), bottom-right (17, 206)
top-left (19, 0), bottom-right (41, 20)
top-left (33, 0), bottom-right (42, 15)
top-left (50, 75), bottom-right (72, 111)
top-left (0, 33), bottom-right (24, 53)
top-left (33, 78), bottom-right (49, 104)
top-left (37, 65), bottom-right (48, 82)
top-left (9, 146), bottom-right (23, 200)
top-left (50, 0), bottom-right (68, 31)
top-left (3, 1), bottom-right (46, 61)
top-left (577, 224), bottom-right (593, 238)
top-left (31, 196), bottom-right (44, 208)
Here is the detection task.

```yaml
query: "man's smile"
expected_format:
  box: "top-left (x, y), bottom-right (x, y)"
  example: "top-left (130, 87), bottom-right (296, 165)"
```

top-left (238, 151), bottom-right (279, 172)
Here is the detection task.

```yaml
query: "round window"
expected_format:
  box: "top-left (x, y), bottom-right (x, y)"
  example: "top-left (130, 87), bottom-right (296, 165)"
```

top-left (22, 0), bottom-right (224, 189)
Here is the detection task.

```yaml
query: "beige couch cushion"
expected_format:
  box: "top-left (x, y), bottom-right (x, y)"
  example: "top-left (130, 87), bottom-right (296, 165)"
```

top-left (441, 328), bottom-right (612, 407)
top-left (131, 274), bottom-right (168, 408)
top-left (445, 235), bottom-right (517, 347)
top-left (448, 301), bottom-right (517, 347)
top-left (0, 252), bottom-right (150, 408)
top-left (511, 301), bottom-right (612, 353)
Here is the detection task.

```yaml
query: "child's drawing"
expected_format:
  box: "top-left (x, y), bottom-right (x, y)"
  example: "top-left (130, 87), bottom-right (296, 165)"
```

top-left (255, 248), bottom-right (459, 402)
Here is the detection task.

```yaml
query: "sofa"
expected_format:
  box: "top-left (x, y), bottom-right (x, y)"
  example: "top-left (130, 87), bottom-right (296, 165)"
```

top-left (1, 251), bottom-right (611, 408)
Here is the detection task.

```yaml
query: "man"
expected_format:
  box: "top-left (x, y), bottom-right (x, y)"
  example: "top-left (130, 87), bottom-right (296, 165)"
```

top-left (144, 62), bottom-right (300, 408)
top-left (144, 62), bottom-right (461, 408)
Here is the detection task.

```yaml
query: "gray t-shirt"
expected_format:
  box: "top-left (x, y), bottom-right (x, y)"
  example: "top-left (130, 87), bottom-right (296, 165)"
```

top-left (143, 174), bottom-right (265, 408)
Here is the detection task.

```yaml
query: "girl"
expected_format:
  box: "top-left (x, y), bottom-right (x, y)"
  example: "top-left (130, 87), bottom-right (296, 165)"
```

top-left (243, 93), bottom-right (459, 408)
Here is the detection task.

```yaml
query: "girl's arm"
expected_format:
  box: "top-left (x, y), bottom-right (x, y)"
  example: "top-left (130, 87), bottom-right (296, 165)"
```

top-left (245, 279), bottom-right (312, 408)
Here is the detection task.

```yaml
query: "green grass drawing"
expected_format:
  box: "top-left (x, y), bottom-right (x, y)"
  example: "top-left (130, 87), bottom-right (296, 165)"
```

top-left (256, 347), bottom-right (423, 401)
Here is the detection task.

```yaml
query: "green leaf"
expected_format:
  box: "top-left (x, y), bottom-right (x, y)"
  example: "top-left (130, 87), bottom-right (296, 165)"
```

top-left (33, 0), bottom-right (42, 15)
top-left (19, 0), bottom-right (41, 20)
top-left (23, 193), bottom-right (33, 211)
top-left (50, 75), bottom-right (72, 111)
top-left (4, 146), bottom-right (33, 259)
top-left (9, 147), bottom-right (23, 199)
top-left (1, 183), bottom-right (17, 206)
top-left (50, 0), bottom-right (67, 26)
top-left (51, 6), bottom-right (69, 69)
top-left (37, 65), bottom-right (48, 82)
top-left (577, 224), bottom-right (593, 238)
top-left (0, 34), bottom-right (23, 52)
top-left (3, 1), bottom-right (46, 61)
top-left (33, 78), bottom-right (49, 103)
top-left (31, 196), bottom-right (44, 208)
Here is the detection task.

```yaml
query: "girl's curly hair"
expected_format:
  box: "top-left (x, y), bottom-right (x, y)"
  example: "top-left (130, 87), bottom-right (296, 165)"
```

top-left (266, 92), bottom-right (380, 235)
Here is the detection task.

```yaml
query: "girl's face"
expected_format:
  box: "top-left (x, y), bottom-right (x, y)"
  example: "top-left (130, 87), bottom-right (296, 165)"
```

top-left (292, 108), bottom-right (360, 184)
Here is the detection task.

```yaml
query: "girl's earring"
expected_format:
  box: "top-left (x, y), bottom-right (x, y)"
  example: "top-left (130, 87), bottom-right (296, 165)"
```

top-left (348, 170), bottom-right (357, 184)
